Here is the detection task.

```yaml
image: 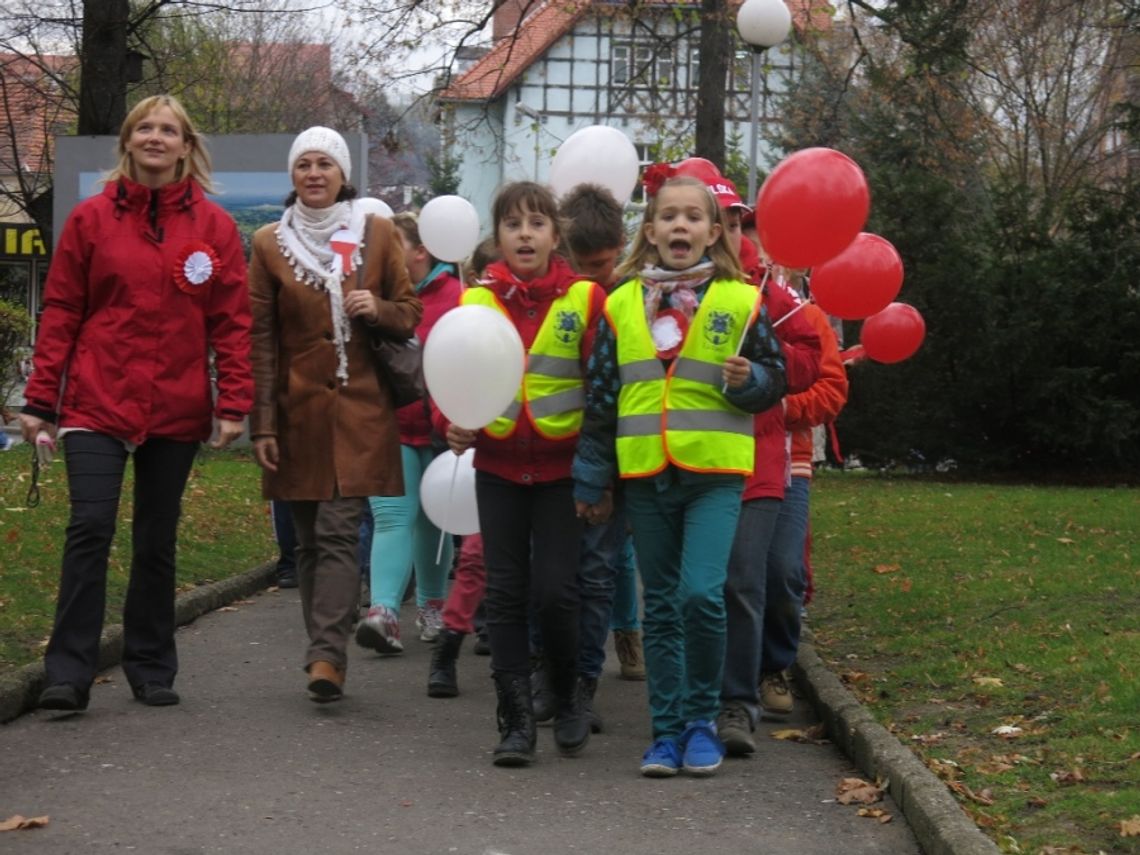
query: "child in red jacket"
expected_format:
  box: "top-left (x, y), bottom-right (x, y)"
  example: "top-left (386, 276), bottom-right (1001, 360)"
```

top-left (443, 182), bottom-right (606, 767)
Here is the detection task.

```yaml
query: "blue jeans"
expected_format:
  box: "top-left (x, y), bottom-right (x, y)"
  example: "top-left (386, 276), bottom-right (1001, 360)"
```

top-left (610, 537), bottom-right (640, 631)
top-left (577, 506), bottom-right (628, 678)
top-left (625, 475), bottom-right (743, 740)
top-left (761, 476), bottom-right (810, 674)
top-left (721, 497), bottom-right (782, 720)
top-left (368, 444), bottom-right (453, 610)
top-left (271, 500), bottom-right (297, 576)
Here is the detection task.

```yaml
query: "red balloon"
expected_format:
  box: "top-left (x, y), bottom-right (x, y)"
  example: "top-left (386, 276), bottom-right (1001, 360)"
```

top-left (755, 148), bottom-right (870, 268)
top-left (860, 302), bottom-right (926, 364)
top-left (810, 233), bottom-right (904, 320)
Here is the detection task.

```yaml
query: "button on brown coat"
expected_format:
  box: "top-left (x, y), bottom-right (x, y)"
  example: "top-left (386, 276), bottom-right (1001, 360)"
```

top-left (248, 214), bottom-right (422, 500)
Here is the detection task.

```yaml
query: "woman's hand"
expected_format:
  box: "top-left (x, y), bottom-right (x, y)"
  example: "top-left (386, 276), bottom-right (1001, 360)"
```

top-left (344, 290), bottom-right (379, 324)
top-left (723, 355), bottom-right (751, 390)
top-left (210, 418), bottom-right (245, 450)
top-left (253, 436), bottom-right (279, 472)
top-left (575, 490), bottom-right (613, 526)
top-left (446, 425), bottom-right (478, 455)
top-left (18, 413), bottom-right (55, 444)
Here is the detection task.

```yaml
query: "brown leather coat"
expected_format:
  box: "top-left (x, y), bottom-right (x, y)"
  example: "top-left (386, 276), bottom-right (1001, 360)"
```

top-left (248, 214), bottom-right (421, 500)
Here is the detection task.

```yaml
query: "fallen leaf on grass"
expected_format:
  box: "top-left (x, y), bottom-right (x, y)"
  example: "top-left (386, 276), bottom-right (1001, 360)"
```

top-left (872, 563), bottom-right (900, 574)
top-left (910, 731), bottom-right (948, 745)
top-left (973, 676), bottom-right (1004, 687)
top-left (1121, 815), bottom-right (1140, 837)
top-left (948, 781), bottom-right (995, 805)
top-left (1049, 769), bottom-right (1085, 785)
top-left (992, 725), bottom-right (1023, 738)
top-left (0, 815), bottom-right (49, 832)
top-left (856, 807), bottom-right (892, 823)
top-left (836, 777), bottom-right (883, 805)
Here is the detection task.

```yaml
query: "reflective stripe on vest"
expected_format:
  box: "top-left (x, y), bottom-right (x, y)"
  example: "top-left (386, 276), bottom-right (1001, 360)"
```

top-left (605, 277), bottom-right (759, 477)
top-left (462, 281), bottom-right (595, 440)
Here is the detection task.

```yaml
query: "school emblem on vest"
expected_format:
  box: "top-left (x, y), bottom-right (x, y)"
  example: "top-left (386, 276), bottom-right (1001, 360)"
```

top-left (704, 310), bottom-right (735, 346)
top-left (554, 309), bottom-right (584, 344)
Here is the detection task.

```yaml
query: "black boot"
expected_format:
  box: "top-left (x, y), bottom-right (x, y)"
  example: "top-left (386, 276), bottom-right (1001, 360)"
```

top-left (530, 657), bottom-right (555, 724)
top-left (549, 665), bottom-right (591, 756)
top-left (579, 675), bottom-right (603, 734)
top-left (428, 629), bottom-right (464, 698)
top-left (492, 672), bottom-right (536, 767)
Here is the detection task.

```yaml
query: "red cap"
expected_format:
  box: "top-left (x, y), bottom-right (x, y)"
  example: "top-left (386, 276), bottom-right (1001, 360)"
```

top-left (673, 157), bottom-right (752, 213)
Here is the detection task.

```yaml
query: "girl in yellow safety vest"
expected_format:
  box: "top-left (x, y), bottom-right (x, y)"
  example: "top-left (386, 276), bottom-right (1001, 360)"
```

top-left (570, 172), bottom-right (787, 778)
top-left (443, 182), bottom-right (606, 768)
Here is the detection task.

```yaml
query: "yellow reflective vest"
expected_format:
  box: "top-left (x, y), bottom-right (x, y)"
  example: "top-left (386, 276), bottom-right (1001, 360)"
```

top-left (462, 281), bottom-right (595, 440)
top-left (605, 277), bottom-right (759, 477)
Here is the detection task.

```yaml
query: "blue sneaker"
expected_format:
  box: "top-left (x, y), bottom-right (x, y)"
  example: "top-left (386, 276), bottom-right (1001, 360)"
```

top-left (640, 738), bottom-right (682, 777)
top-left (680, 719), bottom-right (725, 776)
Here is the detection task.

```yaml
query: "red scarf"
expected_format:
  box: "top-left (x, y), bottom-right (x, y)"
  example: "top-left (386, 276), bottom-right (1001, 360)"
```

top-left (479, 254), bottom-right (579, 308)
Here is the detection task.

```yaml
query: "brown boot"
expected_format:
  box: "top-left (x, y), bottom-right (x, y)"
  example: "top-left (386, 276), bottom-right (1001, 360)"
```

top-left (307, 660), bottom-right (344, 703)
top-left (613, 629), bottom-right (646, 681)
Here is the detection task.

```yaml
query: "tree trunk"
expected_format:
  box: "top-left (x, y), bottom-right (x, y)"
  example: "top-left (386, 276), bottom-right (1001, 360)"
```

top-left (78, 0), bottom-right (130, 134)
top-left (694, 0), bottom-right (730, 166)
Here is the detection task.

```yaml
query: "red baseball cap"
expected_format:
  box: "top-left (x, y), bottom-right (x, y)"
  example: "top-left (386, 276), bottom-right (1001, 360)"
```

top-left (673, 157), bottom-right (752, 213)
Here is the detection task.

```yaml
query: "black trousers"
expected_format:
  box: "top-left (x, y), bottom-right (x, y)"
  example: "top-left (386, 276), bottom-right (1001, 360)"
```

top-left (44, 432), bottom-right (198, 691)
top-left (476, 471), bottom-right (583, 688)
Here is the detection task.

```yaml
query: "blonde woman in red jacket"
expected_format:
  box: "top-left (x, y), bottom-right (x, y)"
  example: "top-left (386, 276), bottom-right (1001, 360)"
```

top-left (20, 95), bottom-right (252, 713)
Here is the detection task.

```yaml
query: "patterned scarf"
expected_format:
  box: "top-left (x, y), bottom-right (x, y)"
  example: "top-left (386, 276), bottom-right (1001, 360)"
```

top-left (275, 199), bottom-right (367, 384)
top-left (639, 260), bottom-right (716, 327)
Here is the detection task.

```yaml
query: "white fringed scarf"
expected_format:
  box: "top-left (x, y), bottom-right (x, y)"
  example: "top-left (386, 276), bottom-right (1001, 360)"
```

top-left (275, 199), bottom-right (367, 384)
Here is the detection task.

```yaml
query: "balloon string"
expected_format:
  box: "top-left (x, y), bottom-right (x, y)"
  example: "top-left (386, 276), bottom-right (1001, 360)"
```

top-left (723, 267), bottom-right (771, 393)
top-left (772, 298), bottom-right (809, 329)
top-left (436, 453), bottom-right (461, 564)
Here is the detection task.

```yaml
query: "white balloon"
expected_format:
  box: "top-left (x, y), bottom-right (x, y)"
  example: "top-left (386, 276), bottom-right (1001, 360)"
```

top-left (418, 195), bottom-right (481, 263)
top-left (423, 304), bottom-right (525, 430)
top-left (548, 125), bottom-right (640, 205)
top-left (420, 449), bottom-right (479, 536)
top-left (355, 197), bottom-right (394, 219)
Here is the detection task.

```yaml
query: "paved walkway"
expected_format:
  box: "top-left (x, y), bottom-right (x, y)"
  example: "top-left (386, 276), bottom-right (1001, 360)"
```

top-left (0, 585), bottom-right (924, 854)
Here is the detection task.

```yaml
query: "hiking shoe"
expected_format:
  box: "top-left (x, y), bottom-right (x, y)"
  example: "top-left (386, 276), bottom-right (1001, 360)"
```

top-left (473, 632), bottom-right (491, 656)
top-left (38, 683), bottom-right (89, 712)
top-left (613, 628), bottom-right (646, 681)
top-left (717, 702), bottom-right (756, 757)
top-left (680, 720), bottom-right (725, 776)
top-left (760, 671), bottom-right (794, 717)
top-left (132, 683), bottom-right (180, 706)
top-left (640, 738), bottom-right (682, 778)
top-left (355, 605), bottom-right (403, 654)
top-left (415, 599), bottom-right (445, 643)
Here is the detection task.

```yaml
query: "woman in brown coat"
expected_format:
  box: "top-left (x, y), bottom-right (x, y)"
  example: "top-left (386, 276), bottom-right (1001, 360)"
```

top-left (248, 126), bottom-right (421, 702)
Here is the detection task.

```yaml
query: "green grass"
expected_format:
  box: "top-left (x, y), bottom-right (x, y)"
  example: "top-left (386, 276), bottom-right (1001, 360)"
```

top-left (0, 445), bottom-right (275, 672)
top-left (808, 471), bottom-right (1140, 854)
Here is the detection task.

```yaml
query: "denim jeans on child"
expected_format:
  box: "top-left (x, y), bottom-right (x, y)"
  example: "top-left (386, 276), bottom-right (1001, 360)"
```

top-left (720, 497), bottom-right (782, 720)
top-left (624, 475), bottom-right (743, 740)
top-left (760, 476), bottom-right (810, 674)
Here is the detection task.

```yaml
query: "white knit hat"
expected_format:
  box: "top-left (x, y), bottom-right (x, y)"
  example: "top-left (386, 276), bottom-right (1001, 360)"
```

top-left (288, 126), bottom-right (351, 183)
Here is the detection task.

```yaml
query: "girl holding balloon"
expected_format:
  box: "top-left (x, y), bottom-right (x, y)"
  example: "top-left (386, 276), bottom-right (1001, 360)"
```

top-left (442, 181), bottom-right (606, 767)
top-left (354, 212), bottom-right (464, 655)
top-left (571, 172), bottom-right (787, 778)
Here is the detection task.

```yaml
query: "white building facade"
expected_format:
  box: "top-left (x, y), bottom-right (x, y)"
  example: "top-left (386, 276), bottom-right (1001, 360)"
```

top-left (439, 0), bottom-right (821, 231)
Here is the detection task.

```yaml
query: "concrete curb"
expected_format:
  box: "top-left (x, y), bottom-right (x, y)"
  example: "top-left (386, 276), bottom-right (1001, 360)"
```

top-left (0, 562), bottom-right (276, 724)
top-left (793, 636), bottom-right (1000, 855)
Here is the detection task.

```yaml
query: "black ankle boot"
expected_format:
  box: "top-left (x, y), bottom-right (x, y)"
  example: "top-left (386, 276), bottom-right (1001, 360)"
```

top-left (492, 672), bottom-right (536, 767)
top-left (578, 674), bottom-right (603, 734)
top-left (428, 629), bottom-right (464, 698)
top-left (530, 657), bottom-right (555, 724)
top-left (550, 667), bottom-right (591, 756)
